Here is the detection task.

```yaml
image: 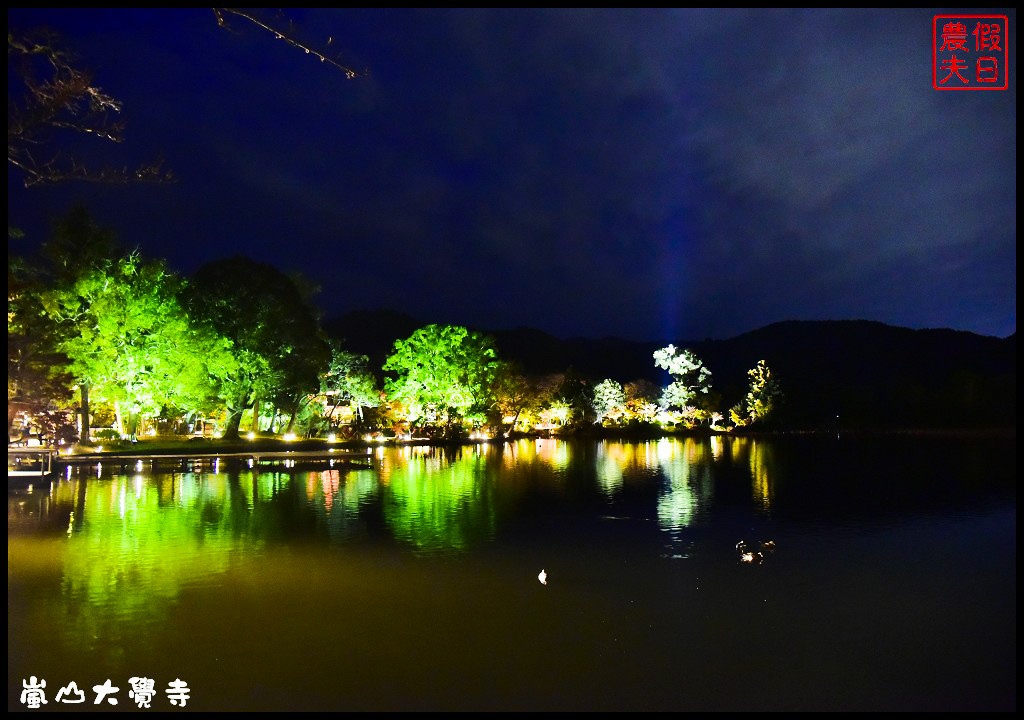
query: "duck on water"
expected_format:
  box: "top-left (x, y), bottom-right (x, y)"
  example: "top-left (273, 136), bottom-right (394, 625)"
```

top-left (736, 540), bottom-right (776, 564)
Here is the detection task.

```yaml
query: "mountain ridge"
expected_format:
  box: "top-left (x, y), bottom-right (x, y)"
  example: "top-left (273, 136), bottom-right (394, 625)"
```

top-left (323, 310), bottom-right (1015, 428)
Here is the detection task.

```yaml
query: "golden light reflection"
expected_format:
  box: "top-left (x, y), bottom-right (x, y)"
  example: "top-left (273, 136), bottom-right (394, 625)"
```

top-left (710, 435), bottom-right (722, 459)
top-left (596, 443), bottom-right (623, 495)
top-left (501, 440), bottom-right (526, 469)
top-left (749, 440), bottom-right (775, 512)
top-left (725, 438), bottom-right (776, 512)
top-left (730, 436), bottom-right (745, 463)
top-left (533, 438), bottom-right (570, 470)
top-left (499, 438), bottom-right (574, 475)
top-left (595, 441), bottom-right (654, 496)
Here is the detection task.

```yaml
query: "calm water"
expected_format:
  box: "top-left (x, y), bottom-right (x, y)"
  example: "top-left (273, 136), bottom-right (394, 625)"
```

top-left (8, 436), bottom-right (1016, 711)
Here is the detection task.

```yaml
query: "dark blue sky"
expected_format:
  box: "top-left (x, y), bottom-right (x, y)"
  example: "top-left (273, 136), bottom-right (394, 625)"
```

top-left (8, 9), bottom-right (1016, 341)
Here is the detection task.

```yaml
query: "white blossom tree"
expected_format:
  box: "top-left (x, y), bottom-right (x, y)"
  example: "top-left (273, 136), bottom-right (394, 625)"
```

top-left (591, 379), bottom-right (626, 424)
top-left (653, 345), bottom-right (713, 413)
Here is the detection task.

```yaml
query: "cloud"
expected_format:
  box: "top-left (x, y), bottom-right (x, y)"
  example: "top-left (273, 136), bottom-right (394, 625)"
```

top-left (8, 9), bottom-right (1015, 340)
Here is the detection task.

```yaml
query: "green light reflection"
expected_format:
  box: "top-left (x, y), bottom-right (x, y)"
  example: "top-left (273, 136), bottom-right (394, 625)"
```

top-left (379, 448), bottom-right (497, 553)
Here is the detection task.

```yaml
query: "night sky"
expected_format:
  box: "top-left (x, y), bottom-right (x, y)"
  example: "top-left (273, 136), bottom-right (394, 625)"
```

top-left (7, 9), bottom-right (1017, 342)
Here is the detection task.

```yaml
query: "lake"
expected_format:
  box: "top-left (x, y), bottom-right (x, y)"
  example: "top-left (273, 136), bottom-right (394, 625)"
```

top-left (7, 435), bottom-right (1016, 711)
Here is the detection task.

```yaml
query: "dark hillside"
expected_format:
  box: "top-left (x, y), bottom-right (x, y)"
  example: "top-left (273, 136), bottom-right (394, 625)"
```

top-left (325, 313), bottom-right (1015, 429)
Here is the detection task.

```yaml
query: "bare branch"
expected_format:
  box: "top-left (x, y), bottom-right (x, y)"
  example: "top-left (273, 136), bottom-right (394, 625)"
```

top-left (8, 30), bottom-right (174, 187)
top-left (214, 8), bottom-right (363, 79)
top-left (11, 148), bottom-right (174, 187)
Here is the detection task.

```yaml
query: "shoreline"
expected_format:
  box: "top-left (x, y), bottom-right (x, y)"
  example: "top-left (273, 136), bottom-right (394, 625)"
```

top-left (20, 425), bottom-right (1014, 463)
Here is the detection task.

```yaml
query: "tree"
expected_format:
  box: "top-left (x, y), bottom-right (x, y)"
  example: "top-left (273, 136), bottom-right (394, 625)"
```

top-left (591, 379), bottom-right (626, 424)
top-left (185, 256), bottom-right (330, 439)
top-left (734, 360), bottom-right (782, 426)
top-left (321, 342), bottom-right (380, 429)
top-left (491, 362), bottom-right (537, 435)
top-left (7, 30), bottom-right (172, 187)
top-left (383, 325), bottom-right (498, 432)
top-left (552, 368), bottom-right (594, 426)
top-left (9, 12), bottom-right (360, 187)
top-left (729, 402), bottom-right (747, 428)
top-left (624, 379), bottom-right (659, 423)
top-left (14, 206), bottom-right (122, 443)
top-left (43, 251), bottom-right (236, 439)
top-left (7, 252), bottom-right (75, 440)
top-left (653, 344), bottom-right (714, 420)
top-left (41, 205), bottom-right (121, 283)
top-left (527, 373), bottom-right (567, 429)
top-left (267, 272), bottom-right (334, 435)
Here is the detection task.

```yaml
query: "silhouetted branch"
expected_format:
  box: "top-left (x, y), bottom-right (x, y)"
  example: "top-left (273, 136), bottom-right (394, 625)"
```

top-left (8, 30), bottom-right (174, 187)
top-left (213, 8), bottom-right (363, 79)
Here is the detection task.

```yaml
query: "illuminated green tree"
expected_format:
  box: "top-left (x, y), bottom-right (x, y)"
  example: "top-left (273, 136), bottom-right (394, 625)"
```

top-left (43, 253), bottom-right (236, 437)
top-left (24, 208), bottom-right (234, 441)
top-left (736, 360), bottom-right (781, 426)
top-left (28, 206), bottom-right (122, 443)
top-left (383, 324), bottom-right (498, 430)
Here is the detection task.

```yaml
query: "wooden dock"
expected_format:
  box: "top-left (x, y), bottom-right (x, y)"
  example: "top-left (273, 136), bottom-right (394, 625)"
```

top-left (8, 447), bottom-right (57, 478)
top-left (58, 449), bottom-right (374, 466)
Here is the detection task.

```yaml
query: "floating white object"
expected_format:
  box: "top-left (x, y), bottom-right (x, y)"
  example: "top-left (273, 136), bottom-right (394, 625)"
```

top-left (538, 569), bottom-right (547, 585)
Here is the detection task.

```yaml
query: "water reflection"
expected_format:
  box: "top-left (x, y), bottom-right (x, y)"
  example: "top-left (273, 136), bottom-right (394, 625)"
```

top-left (581, 436), bottom-right (781, 557)
top-left (595, 441), bottom-right (658, 496)
top-left (533, 437), bottom-right (570, 470)
top-left (12, 439), bottom-right (784, 567)
top-left (379, 447), bottom-right (497, 553)
top-left (748, 440), bottom-right (776, 512)
top-left (724, 437), bottom-right (778, 512)
top-left (50, 472), bottom-right (242, 663)
top-left (654, 439), bottom-right (714, 554)
top-left (19, 467), bottom-right (385, 645)
top-left (306, 468), bottom-right (379, 542)
top-left (12, 434), bottom-right (948, 633)
top-left (500, 438), bottom-right (571, 475)
top-left (7, 436), bottom-right (1015, 711)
